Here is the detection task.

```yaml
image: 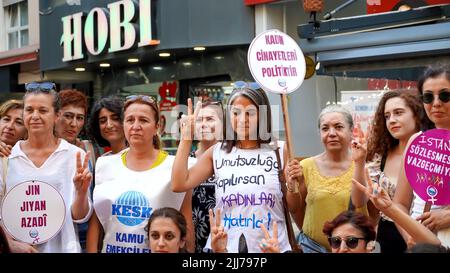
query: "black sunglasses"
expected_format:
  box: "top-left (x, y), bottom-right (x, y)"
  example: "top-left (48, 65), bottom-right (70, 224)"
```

top-left (421, 91), bottom-right (450, 104)
top-left (328, 236), bottom-right (366, 249)
top-left (25, 82), bottom-right (56, 92)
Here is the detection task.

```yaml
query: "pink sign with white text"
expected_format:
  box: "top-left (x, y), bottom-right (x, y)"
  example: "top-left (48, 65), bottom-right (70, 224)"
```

top-left (405, 129), bottom-right (450, 205)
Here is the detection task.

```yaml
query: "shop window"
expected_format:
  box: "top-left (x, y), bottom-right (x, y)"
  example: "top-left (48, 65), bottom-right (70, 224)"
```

top-left (5, 1), bottom-right (28, 50)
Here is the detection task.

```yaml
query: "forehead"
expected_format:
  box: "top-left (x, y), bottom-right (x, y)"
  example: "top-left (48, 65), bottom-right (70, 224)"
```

top-left (61, 105), bottom-right (85, 115)
top-left (423, 75), bottom-right (450, 91)
top-left (5, 107), bottom-right (23, 116)
top-left (198, 107), bottom-right (221, 118)
top-left (230, 96), bottom-right (257, 108)
top-left (99, 107), bottom-right (117, 117)
top-left (125, 102), bottom-right (156, 117)
top-left (331, 223), bottom-right (364, 237)
top-left (320, 112), bottom-right (347, 125)
top-left (385, 97), bottom-right (408, 112)
top-left (24, 93), bottom-right (54, 107)
top-left (149, 217), bottom-right (179, 232)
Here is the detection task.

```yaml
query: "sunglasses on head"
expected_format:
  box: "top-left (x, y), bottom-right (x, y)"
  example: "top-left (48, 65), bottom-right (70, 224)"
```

top-left (421, 91), bottom-right (450, 104)
top-left (328, 236), bottom-right (366, 249)
top-left (25, 82), bottom-right (56, 92)
top-left (126, 95), bottom-right (156, 104)
top-left (233, 81), bottom-right (260, 90)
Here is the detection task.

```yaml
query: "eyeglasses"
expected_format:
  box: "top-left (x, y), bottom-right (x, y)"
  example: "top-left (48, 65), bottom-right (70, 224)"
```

top-left (328, 236), bottom-right (366, 249)
top-left (126, 95), bottom-right (156, 104)
top-left (25, 82), bottom-right (56, 92)
top-left (421, 91), bottom-right (450, 104)
top-left (233, 81), bottom-right (260, 90)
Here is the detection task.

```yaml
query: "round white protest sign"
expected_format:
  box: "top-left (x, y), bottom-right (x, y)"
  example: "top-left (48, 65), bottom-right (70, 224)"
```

top-left (1, 180), bottom-right (66, 245)
top-left (248, 29), bottom-right (306, 94)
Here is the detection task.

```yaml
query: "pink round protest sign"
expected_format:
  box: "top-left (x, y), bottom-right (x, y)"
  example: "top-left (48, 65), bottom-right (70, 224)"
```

top-left (405, 129), bottom-right (450, 205)
top-left (1, 180), bottom-right (66, 245)
top-left (248, 29), bottom-right (306, 94)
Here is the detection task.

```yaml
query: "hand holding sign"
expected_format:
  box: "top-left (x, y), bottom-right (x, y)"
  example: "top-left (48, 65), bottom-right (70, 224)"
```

top-left (73, 151), bottom-right (92, 194)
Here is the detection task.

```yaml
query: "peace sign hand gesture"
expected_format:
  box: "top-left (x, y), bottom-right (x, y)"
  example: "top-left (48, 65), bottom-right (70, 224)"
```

top-left (351, 137), bottom-right (367, 164)
top-left (259, 221), bottom-right (280, 253)
top-left (352, 178), bottom-right (392, 212)
top-left (209, 208), bottom-right (228, 253)
top-left (180, 98), bottom-right (201, 141)
top-left (73, 151), bottom-right (92, 195)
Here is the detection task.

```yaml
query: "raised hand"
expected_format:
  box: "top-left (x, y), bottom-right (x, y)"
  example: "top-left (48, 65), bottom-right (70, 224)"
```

top-left (0, 141), bottom-right (12, 157)
top-left (209, 208), bottom-right (228, 253)
top-left (259, 221), bottom-right (280, 253)
top-left (352, 178), bottom-right (392, 212)
top-left (179, 98), bottom-right (201, 141)
top-left (351, 137), bottom-right (367, 164)
top-left (73, 151), bottom-right (92, 195)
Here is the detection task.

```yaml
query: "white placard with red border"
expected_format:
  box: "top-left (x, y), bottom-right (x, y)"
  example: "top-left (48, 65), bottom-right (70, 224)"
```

top-left (1, 180), bottom-right (66, 245)
top-left (248, 29), bottom-right (306, 94)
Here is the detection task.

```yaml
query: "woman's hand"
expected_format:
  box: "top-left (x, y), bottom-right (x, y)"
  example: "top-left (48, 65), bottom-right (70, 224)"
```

top-left (352, 178), bottom-right (392, 212)
top-left (0, 141), bottom-right (12, 157)
top-left (259, 221), bottom-right (280, 253)
top-left (179, 98), bottom-right (201, 141)
top-left (351, 137), bottom-right (367, 164)
top-left (73, 151), bottom-right (92, 195)
top-left (417, 209), bottom-right (450, 232)
top-left (284, 159), bottom-right (302, 193)
top-left (209, 208), bottom-right (228, 253)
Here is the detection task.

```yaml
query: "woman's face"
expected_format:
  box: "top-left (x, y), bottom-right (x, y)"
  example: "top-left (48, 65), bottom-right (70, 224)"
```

top-left (329, 223), bottom-right (369, 253)
top-left (99, 108), bottom-right (125, 144)
top-left (55, 105), bottom-right (85, 143)
top-left (149, 217), bottom-right (185, 253)
top-left (230, 96), bottom-right (258, 141)
top-left (23, 94), bottom-right (57, 135)
top-left (195, 106), bottom-right (222, 141)
top-left (0, 108), bottom-right (26, 146)
top-left (422, 74), bottom-right (450, 129)
top-left (384, 97), bottom-right (418, 141)
top-left (319, 112), bottom-right (352, 152)
top-left (124, 102), bottom-right (159, 147)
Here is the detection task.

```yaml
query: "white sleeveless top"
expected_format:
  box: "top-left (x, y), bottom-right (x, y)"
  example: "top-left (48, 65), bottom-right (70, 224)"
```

top-left (94, 151), bottom-right (186, 253)
top-left (204, 141), bottom-right (291, 253)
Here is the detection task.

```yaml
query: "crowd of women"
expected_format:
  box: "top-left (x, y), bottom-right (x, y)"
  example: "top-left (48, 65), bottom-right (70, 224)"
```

top-left (0, 64), bottom-right (449, 253)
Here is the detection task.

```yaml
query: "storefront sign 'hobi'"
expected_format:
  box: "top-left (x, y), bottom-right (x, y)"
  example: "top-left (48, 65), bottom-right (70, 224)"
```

top-left (61, 0), bottom-right (158, 62)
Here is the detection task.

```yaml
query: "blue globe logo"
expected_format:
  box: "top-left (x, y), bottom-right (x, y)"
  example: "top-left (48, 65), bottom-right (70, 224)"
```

top-left (114, 191), bottom-right (151, 226)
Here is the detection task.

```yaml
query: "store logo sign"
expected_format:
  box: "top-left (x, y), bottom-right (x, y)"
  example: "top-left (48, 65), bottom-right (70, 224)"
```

top-left (60, 0), bottom-right (159, 62)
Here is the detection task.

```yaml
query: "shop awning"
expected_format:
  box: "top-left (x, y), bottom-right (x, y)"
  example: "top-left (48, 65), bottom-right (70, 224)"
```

top-left (0, 44), bottom-right (39, 67)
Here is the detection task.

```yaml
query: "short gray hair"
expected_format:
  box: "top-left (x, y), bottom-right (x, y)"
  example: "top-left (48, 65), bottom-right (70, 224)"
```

top-left (318, 105), bottom-right (354, 130)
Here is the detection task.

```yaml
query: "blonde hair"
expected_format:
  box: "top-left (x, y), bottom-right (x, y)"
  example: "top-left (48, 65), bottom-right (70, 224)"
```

top-left (0, 99), bottom-right (23, 118)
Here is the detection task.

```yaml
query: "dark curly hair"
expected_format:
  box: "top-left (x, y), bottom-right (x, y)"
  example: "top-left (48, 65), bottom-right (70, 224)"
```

top-left (366, 90), bottom-right (431, 162)
top-left (323, 210), bottom-right (376, 242)
top-left (87, 96), bottom-right (124, 147)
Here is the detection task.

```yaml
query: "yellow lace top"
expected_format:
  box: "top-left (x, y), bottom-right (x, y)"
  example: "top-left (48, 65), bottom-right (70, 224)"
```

top-left (121, 150), bottom-right (168, 169)
top-left (301, 157), bottom-right (368, 251)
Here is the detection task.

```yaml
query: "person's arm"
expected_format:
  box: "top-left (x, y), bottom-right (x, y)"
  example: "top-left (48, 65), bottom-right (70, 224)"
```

top-left (351, 138), bottom-right (369, 208)
top-left (171, 99), bottom-right (214, 192)
top-left (416, 206), bottom-right (450, 232)
top-left (180, 190), bottom-right (195, 253)
top-left (353, 178), bottom-right (440, 245)
top-left (72, 151), bottom-right (92, 221)
top-left (86, 211), bottom-right (103, 253)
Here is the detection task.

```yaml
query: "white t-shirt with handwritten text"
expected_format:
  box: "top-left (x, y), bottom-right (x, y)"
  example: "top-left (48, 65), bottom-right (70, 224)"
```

top-left (94, 151), bottom-right (189, 253)
top-left (205, 142), bottom-right (291, 253)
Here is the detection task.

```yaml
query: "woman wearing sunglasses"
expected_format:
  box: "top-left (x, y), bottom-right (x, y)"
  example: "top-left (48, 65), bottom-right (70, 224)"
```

top-left (393, 64), bottom-right (450, 249)
top-left (351, 90), bottom-right (430, 253)
top-left (172, 82), bottom-right (300, 253)
top-left (86, 95), bottom-right (194, 253)
top-left (323, 210), bottom-right (376, 253)
top-left (0, 82), bottom-right (92, 253)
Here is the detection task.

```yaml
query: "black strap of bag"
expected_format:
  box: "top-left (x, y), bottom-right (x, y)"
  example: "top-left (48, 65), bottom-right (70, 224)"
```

top-left (274, 145), bottom-right (302, 253)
